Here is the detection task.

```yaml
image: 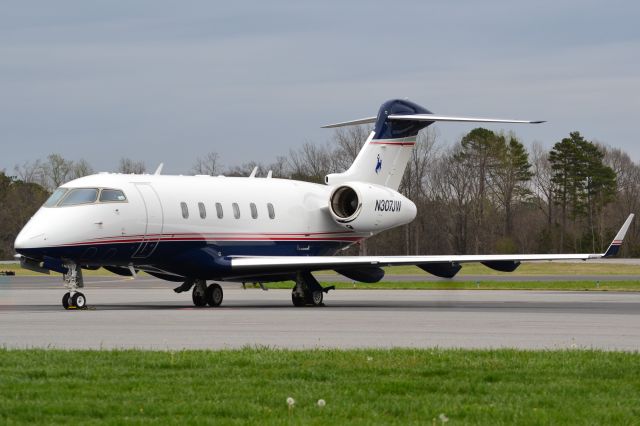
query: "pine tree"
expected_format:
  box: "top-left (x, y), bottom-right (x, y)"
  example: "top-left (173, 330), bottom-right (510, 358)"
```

top-left (490, 134), bottom-right (533, 238)
top-left (548, 132), bottom-right (617, 251)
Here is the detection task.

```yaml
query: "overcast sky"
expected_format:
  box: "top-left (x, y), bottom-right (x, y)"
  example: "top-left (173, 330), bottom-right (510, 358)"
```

top-left (1, 0), bottom-right (639, 175)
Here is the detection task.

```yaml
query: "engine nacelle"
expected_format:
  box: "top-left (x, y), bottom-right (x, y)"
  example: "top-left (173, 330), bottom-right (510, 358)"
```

top-left (328, 182), bottom-right (417, 232)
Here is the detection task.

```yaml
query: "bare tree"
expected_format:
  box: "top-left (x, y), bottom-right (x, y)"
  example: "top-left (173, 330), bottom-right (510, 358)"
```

top-left (192, 152), bottom-right (221, 176)
top-left (426, 146), bottom-right (475, 254)
top-left (71, 159), bottom-right (94, 180)
top-left (118, 158), bottom-right (146, 174)
top-left (332, 125), bottom-right (370, 172)
top-left (225, 161), bottom-right (266, 177)
top-left (287, 141), bottom-right (334, 184)
top-left (267, 156), bottom-right (290, 178)
top-left (14, 159), bottom-right (46, 187)
top-left (398, 128), bottom-right (439, 254)
top-left (530, 142), bottom-right (555, 240)
top-left (43, 154), bottom-right (73, 189)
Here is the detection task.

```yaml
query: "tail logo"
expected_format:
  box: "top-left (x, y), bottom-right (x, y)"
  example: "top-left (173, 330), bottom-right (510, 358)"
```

top-left (375, 154), bottom-right (382, 174)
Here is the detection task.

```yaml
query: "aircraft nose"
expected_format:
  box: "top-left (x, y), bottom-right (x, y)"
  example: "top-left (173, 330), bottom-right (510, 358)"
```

top-left (14, 218), bottom-right (46, 256)
top-left (14, 227), bottom-right (35, 253)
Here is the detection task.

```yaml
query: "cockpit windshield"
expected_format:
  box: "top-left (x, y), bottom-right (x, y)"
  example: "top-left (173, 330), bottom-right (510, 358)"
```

top-left (59, 188), bottom-right (99, 206)
top-left (43, 187), bottom-right (129, 207)
top-left (43, 188), bottom-right (69, 207)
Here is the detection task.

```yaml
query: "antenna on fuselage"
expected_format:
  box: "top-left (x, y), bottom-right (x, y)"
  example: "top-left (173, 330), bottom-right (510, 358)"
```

top-left (249, 166), bottom-right (258, 178)
top-left (154, 163), bottom-right (164, 175)
top-left (267, 170), bottom-right (273, 178)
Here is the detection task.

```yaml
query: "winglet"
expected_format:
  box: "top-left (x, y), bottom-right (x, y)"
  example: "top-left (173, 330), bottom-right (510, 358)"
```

top-left (603, 214), bottom-right (634, 257)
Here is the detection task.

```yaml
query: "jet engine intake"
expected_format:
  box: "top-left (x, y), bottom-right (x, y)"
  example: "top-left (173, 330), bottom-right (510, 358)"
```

top-left (328, 182), bottom-right (416, 232)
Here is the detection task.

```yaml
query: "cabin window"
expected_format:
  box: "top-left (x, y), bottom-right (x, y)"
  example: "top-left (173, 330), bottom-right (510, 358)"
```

top-left (58, 188), bottom-right (99, 206)
top-left (250, 203), bottom-right (258, 219)
top-left (267, 203), bottom-right (275, 219)
top-left (215, 202), bottom-right (223, 219)
top-left (99, 189), bottom-right (127, 202)
top-left (198, 202), bottom-right (206, 219)
top-left (43, 188), bottom-right (68, 207)
top-left (180, 202), bottom-right (189, 219)
top-left (232, 203), bottom-right (240, 219)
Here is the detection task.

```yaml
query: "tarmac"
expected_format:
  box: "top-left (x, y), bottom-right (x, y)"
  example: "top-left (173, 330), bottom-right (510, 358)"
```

top-left (1, 275), bottom-right (639, 351)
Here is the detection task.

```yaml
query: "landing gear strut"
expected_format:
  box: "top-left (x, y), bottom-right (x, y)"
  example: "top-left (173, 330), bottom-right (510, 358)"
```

top-left (190, 279), bottom-right (224, 307)
top-left (62, 263), bottom-right (87, 310)
top-left (291, 272), bottom-right (333, 307)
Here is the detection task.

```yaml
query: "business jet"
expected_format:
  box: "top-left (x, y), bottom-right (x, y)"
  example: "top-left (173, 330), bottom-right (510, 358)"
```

top-left (14, 99), bottom-right (634, 310)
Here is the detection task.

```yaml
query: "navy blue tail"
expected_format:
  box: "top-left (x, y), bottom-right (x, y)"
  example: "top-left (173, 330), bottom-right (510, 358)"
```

top-left (373, 99), bottom-right (433, 140)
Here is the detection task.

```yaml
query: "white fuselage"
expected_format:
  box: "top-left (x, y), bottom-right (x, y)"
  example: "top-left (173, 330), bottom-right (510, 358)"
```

top-left (15, 173), bottom-right (378, 278)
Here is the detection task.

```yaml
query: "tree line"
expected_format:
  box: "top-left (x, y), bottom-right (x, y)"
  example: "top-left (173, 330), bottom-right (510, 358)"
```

top-left (1, 126), bottom-right (637, 259)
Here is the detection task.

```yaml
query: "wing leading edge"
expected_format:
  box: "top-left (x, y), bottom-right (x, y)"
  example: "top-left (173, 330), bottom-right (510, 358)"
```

top-left (230, 214), bottom-right (634, 276)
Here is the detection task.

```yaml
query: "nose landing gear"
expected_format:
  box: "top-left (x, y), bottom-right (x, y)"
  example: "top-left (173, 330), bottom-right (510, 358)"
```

top-left (62, 263), bottom-right (87, 310)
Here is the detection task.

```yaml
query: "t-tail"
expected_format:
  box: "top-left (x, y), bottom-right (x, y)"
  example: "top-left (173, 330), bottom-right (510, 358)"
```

top-left (324, 99), bottom-right (545, 190)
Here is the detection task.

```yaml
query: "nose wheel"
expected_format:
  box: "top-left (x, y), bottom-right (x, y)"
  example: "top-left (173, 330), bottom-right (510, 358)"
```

top-left (62, 292), bottom-right (87, 310)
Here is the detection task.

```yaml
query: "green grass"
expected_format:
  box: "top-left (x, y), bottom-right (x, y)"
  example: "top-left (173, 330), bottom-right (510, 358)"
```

top-left (266, 280), bottom-right (640, 291)
top-left (385, 262), bottom-right (640, 276)
top-left (0, 349), bottom-right (638, 425)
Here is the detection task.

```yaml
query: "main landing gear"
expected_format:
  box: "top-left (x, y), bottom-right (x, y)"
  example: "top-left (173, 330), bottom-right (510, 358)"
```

top-left (62, 263), bottom-right (87, 310)
top-left (175, 279), bottom-right (224, 307)
top-left (291, 272), bottom-right (334, 307)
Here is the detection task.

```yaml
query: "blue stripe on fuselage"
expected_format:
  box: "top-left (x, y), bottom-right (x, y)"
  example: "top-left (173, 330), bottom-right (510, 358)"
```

top-left (15, 239), bottom-right (351, 279)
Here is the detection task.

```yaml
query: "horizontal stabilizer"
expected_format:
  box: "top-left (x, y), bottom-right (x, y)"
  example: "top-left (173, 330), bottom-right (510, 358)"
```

top-left (322, 116), bottom-right (377, 128)
top-left (322, 114), bottom-right (545, 128)
top-left (388, 114), bottom-right (545, 124)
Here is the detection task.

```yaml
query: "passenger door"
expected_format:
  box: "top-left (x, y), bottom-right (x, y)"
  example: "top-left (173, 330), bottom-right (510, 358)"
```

top-left (132, 183), bottom-right (164, 259)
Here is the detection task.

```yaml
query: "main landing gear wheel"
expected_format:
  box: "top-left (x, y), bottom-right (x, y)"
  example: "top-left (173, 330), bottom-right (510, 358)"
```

top-left (291, 288), bottom-right (323, 307)
top-left (292, 292), bottom-right (305, 307)
top-left (291, 272), bottom-right (329, 307)
top-left (307, 290), bottom-right (323, 306)
top-left (62, 292), bottom-right (87, 310)
top-left (206, 283), bottom-right (223, 307)
top-left (192, 282), bottom-right (208, 307)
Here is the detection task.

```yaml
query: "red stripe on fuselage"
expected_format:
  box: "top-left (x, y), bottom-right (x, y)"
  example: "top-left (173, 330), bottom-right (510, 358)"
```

top-left (59, 234), bottom-right (363, 247)
top-left (370, 141), bottom-right (415, 146)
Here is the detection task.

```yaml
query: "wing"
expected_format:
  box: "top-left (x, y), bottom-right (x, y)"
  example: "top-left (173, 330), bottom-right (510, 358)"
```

top-left (229, 214), bottom-right (634, 279)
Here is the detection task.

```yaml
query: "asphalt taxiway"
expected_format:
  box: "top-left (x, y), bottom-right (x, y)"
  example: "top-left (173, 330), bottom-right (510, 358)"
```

top-left (1, 276), bottom-right (639, 351)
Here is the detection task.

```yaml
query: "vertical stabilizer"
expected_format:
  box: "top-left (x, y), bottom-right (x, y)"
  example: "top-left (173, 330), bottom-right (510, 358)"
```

top-left (325, 99), bottom-right (432, 190)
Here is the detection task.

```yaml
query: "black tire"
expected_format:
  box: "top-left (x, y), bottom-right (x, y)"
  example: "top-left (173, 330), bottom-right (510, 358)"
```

top-left (206, 284), bottom-right (223, 307)
top-left (192, 290), bottom-right (207, 307)
top-left (62, 292), bottom-right (71, 310)
top-left (71, 292), bottom-right (87, 309)
top-left (292, 292), bottom-right (306, 307)
top-left (307, 290), bottom-right (323, 307)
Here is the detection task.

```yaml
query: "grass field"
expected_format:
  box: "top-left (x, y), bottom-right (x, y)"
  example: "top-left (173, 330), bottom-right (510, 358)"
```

top-left (0, 349), bottom-right (638, 425)
top-left (266, 280), bottom-right (640, 291)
